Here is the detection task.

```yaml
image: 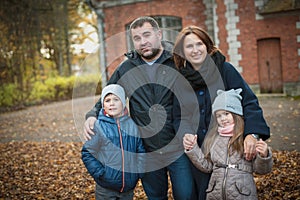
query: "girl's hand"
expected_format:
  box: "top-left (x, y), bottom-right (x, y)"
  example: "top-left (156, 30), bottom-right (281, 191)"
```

top-left (183, 133), bottom-right (197, 151)
top-left (256, 139), bottom-right (268, 158)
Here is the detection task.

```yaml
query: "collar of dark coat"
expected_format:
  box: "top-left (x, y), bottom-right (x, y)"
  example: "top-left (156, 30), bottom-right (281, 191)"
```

top-left (124, 40), bottom-right (174, 65)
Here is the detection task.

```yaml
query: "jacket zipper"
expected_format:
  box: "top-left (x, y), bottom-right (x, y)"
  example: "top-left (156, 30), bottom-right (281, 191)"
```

top-left (117, 119), bottom-right (125, 192)
top-left (222, 140), bottom-right (230, 200)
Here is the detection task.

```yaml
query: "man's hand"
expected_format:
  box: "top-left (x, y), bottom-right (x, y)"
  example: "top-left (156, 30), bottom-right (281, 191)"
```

top-left (83, 117), bottom-right (97, 141)
top-left (244, 134), bottom-right (257, 160)
top-left (183, 133), bottom-right (197, 151)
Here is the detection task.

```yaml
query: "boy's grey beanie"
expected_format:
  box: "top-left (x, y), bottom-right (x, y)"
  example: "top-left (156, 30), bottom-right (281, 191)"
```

top-left (212, 88), bottom-right (243, 116)
top-left (101, 84), bottom-right (126, 109)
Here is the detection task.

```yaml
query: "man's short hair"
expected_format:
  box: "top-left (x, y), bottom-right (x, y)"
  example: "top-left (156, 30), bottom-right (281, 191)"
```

top-left (129, 16), bottom-right (160, 31)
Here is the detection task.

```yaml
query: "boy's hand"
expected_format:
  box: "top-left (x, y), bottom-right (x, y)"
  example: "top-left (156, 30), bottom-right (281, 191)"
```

top-left (256, 139), bottom-right (268, 158)
top-left (83, 117), bottom-right (97, 141)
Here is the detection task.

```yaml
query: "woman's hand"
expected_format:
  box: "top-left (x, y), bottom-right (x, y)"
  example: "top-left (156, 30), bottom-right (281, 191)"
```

top-left (244, 134), bottom-right (257, 160)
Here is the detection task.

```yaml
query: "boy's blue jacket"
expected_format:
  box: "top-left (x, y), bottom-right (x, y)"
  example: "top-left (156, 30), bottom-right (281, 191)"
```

top-left (81, 108), bottom-right (145, 192)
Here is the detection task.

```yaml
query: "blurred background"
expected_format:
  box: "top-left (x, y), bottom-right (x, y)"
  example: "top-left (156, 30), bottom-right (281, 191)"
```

top-left (1, 0), bottom-right (300, 112)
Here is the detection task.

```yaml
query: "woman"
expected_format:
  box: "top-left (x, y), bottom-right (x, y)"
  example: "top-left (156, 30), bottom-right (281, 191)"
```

top-left (172, 26), bottom-right (270, 199)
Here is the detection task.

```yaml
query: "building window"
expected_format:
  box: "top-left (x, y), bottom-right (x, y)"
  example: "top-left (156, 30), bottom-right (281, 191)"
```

top-left (126, 16), bottom-right (182, 51)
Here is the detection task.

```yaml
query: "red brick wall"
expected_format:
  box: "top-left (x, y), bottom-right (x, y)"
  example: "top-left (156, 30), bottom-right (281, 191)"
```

top-left (103, 0), bottom-right (207, 77)
top-left (235, 1), bottom-right (300, 84)
top-left (236, 0), bottom-right (258, 83)
top-left (100, 0), bottom-right (300, 85)
top-left (104, 0), bottom-right (207, 36)
top-left (254, 16), bottom-right (299, 83)
top-left (216, 0), bottom-right (229, 60)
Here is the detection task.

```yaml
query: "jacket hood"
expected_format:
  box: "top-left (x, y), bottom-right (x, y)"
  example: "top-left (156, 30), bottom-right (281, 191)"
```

top-left (162, 40), bottom-right (174, 52)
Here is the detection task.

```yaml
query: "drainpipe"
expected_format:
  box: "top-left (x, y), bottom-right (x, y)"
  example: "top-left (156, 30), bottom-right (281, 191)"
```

top-left (85, 0), bottom-right (107, 87)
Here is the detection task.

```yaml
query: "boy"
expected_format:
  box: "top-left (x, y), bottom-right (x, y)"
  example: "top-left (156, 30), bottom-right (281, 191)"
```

top-left (81, 84), bottom-right (145, 200)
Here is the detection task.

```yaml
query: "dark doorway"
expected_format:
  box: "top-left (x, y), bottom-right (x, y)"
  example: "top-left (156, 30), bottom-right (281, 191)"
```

top-left (257, 38), bottom-right (283, 93)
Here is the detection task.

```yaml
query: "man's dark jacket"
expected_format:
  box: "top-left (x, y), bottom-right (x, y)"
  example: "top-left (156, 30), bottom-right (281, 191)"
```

top-left (86, 41), bottom-right (179, 152)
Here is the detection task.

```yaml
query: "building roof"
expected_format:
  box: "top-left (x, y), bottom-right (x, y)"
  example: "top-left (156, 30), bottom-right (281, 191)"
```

top-left (259, 0), bottom-right (300, 14)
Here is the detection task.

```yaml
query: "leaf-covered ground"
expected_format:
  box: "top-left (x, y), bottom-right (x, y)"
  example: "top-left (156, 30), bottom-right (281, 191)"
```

top-left (0, 96), bottom-right (299, 199)
top-left (0, 141), bottom-right (299, 199)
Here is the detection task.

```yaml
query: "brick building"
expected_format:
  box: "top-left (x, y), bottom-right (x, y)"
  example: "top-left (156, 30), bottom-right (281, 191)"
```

top-left (87, 0), bottom-right (300, 96)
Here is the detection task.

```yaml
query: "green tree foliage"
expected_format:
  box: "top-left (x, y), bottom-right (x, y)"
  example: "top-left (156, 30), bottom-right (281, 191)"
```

top-left (0, 0), bottom-right (99, 108)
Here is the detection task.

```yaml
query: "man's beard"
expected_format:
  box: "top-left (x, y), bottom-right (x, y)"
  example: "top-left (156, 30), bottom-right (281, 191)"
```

top-left (140, 48), bottom-right (161, 60)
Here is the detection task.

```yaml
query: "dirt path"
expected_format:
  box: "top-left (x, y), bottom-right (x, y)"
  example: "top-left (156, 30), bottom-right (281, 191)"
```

top-left (257, 96), bottom-right (300, 151)
top-left (0, 96), bottom-right (299, 151)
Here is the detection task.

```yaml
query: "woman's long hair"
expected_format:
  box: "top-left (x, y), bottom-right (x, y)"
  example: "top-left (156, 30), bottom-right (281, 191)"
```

top-left (173, 25), bottom-right (220, 70)
top-left (202, 113), bottom-right (245, 160)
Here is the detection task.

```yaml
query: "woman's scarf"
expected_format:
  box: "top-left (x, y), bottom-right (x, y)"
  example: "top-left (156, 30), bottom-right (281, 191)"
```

top-left (179, 51), bottom-right (226, 91)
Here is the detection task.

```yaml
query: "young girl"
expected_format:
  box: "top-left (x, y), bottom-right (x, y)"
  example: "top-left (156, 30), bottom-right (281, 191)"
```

top-left (82, 84), bottom-right (145, 200)
top-left (183, 88), bottom-right (273, 199)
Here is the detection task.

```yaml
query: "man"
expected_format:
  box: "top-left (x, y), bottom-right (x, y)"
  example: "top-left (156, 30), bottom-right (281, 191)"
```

top-left (83, 16), bottom-right (194, 200)
top-left (83, 16), bottom-right (261, 200)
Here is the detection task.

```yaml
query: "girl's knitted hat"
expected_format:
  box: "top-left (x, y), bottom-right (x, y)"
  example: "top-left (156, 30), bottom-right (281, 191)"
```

top-left (212, 88), bottom-right (243, 116)
top-left (101, 84), bottom-right (126, 109)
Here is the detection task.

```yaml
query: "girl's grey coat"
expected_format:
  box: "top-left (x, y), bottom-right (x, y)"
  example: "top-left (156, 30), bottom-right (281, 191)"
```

top-left (185, 135), bottom-right (273, 200)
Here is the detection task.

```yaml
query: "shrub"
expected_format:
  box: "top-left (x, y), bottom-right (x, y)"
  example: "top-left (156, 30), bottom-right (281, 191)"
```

top-left (28, 81), bottom-right (55, 102)
top-left (0, 84), bottom-right (23, 107)
top-left (1, 75), bottom-right (102, 110)
top-left (72, 74), bottom-right (101, 98)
